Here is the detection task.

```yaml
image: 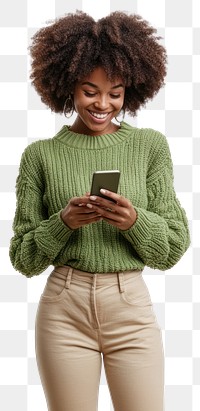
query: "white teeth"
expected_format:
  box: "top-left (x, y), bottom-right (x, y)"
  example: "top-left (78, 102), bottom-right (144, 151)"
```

top-left (90, 111), bottom-right (108, 119)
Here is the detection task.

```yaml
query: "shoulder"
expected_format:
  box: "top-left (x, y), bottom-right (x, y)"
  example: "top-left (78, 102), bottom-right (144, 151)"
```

top-left (20, 131), bottom-right (61, 164)
top-left (125, 123), bottom-right (173, 177)
top-left (136, 126), bottom-right (168, 148)
top-left (141, 128), bottom-right (171, 158)
top-left (22, 137), bottom-right (54, 156)
top-left (139, 129), bottom-right (173, 179)
top-left (18, 134), bottom-right (59, 185)
top-left (124, 122), bottom-right (166, 142)
top-left (124, 122), bottom-right (170, 153)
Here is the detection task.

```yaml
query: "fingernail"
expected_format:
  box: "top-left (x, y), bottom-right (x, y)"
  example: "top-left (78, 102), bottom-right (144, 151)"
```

top-left (100, 189), bottom-right (106, 194)
top-left (90, 196), bottom-right (97, 201)
top-left (86, 203), bottom-right (93, 209)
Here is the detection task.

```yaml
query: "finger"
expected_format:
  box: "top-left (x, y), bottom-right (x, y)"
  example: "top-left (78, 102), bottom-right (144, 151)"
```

top-left (90, 190), bottom-right (128, 207)
top-left (88, 197), bottom-right (120, 212)
top-left (88, 196), bottom-right (116, 209)
top-left (78, 208), bottom-right (102, 218)
top-left (79, 209), bottom-right (98, 215)
top-left (71, 196), bottom-right (92, 206)
top-left (79, 215), bottom-right (103, 224)
top-left (86, 203), bottom-right (122, 222)
top-left (76, 204), bottom-right (102, 215)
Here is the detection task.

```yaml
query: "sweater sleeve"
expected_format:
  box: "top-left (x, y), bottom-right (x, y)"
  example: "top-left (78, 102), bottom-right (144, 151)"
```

top-left (120, 133), bottom-right (190, 270)
top-left (9, 144), bottom-right (74, 277)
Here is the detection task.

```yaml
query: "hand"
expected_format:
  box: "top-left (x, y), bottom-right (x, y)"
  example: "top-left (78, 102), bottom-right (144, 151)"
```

top-left (86, 189), bottom-right (137, 231)
top-left (60, 194), bottom-right (102, 230)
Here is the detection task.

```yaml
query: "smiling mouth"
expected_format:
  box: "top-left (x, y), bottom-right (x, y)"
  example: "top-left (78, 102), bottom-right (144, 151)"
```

top-left (88, 111), bottom-right (110, 119)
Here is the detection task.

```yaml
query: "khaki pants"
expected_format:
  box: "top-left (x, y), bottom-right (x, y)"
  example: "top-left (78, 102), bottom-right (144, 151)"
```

top-left (35, 266), bottom-right (164, 411)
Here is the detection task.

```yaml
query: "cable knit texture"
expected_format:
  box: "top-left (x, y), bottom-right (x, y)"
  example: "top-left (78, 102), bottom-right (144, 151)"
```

top-left (9, 121), bottom-right (190, 277)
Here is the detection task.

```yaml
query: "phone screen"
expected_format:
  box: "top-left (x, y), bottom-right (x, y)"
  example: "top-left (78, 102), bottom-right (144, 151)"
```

top-left (90, 170), bottom-right (120, 201)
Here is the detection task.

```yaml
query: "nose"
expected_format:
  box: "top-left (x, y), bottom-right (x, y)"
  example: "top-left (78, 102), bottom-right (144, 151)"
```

top-left (93, 95), bottom-right (109, 111)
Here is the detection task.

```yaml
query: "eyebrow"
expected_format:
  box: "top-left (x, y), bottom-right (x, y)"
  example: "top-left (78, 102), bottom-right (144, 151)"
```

top-left (81, 81), bottom-right (124, 89)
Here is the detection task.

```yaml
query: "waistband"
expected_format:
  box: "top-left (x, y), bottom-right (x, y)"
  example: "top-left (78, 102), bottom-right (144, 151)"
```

top-left (53, 265), bottom-right (142, 293)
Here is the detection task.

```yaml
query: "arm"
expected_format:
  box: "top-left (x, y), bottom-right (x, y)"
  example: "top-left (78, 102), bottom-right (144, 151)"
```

top-left (120, 135), bottom-right (190, 270)
top-left (86, 133), bottom-right (190, 270)
top-left (9, 145), bottom-right (74, 277)
top-left (121, 176), bottom-right (190, 270)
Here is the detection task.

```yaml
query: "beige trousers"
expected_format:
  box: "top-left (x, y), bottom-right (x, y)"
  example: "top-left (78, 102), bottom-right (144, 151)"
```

top-left (35, 266), bottom-right (164, 411)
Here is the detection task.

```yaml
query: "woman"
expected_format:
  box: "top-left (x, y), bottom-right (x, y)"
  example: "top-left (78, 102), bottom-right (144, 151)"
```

top-left (9, 11), bottom-right (190, 411)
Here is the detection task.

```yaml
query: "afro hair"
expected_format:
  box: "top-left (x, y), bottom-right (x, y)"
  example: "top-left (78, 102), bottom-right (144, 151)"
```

top-left (29, 10), bottom-right (167, 116)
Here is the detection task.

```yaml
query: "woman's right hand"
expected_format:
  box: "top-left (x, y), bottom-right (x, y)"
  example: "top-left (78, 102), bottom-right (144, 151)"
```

top-left (60, 195), bottom-right (102, 230)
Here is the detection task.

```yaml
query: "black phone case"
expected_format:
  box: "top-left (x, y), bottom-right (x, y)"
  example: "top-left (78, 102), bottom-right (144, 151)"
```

top-left (91, 170), bottom-right (120, 202)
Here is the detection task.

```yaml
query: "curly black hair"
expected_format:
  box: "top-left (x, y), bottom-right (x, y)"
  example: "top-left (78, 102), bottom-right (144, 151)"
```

top-left (29, 10), bottom-right (167, 116)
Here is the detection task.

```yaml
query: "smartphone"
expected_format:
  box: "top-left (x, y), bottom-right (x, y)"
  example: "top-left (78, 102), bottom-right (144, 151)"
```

top-left (90, 170), bottom-right (120, 201)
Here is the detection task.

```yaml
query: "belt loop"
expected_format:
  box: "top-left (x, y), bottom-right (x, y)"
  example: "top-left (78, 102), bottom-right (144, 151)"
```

top-left (118, 273), bottom-right (125, 293)
top-left (65, 267), bottom-right (73, 289)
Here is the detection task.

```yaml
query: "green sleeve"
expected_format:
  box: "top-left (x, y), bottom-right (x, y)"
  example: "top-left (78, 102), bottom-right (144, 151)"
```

top-left (120, 134), bottom-right (190, 270)
top-left (9, 145), bottom-right (73, 277)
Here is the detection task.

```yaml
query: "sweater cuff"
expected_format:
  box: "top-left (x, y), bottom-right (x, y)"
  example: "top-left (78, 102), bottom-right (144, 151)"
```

top-left (44, 211), bottom-right (74, 243)
top-left (120, 206), bottom-right (165, 246)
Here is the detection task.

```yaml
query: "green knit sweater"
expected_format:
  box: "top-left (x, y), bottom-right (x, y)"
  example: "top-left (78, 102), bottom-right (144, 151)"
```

top-left (9, 121), bottom-right (190, 277)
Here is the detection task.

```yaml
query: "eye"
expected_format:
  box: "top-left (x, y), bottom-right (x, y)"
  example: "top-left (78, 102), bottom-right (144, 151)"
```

top-left (84, 91), bottom-right (96, 97)
top-left (110, 94), bottom-right (121, 99)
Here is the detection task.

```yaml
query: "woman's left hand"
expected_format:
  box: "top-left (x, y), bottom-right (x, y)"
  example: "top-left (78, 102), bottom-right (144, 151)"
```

top-left (86, 189), bottom-right (137, 231)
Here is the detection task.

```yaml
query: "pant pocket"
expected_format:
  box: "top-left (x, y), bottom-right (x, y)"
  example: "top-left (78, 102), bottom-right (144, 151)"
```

top-left (40, 269), bottom-right (68, 303)
top-left (121, 272), bottom-right (152, 307)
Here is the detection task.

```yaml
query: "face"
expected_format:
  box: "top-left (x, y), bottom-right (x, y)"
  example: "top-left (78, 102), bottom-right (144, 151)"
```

top-left (71, 67), bottom-right (125, 136)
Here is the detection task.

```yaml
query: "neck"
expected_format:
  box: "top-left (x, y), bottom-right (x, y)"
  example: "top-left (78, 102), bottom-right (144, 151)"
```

top-left (70, 117), bottom-right (120, 136)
